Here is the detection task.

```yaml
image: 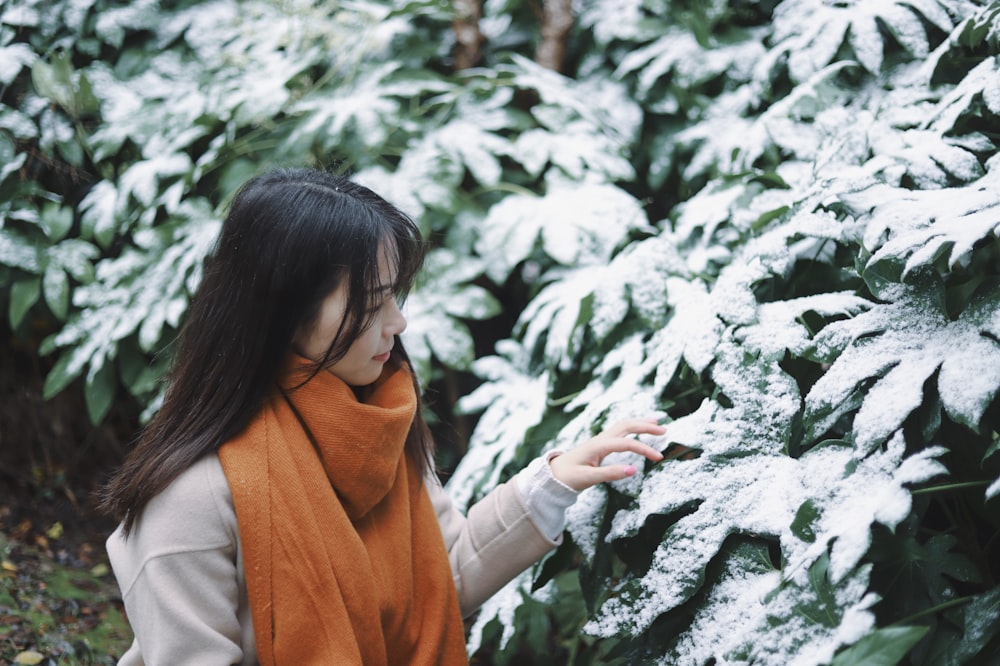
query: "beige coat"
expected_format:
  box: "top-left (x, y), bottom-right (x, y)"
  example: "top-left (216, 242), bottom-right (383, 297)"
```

top-left (107, 453), bottom-right (561, 665)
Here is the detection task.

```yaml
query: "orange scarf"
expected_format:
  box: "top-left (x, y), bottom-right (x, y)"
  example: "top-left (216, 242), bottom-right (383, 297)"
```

top-left (218, 358), bottom-right (468, 665)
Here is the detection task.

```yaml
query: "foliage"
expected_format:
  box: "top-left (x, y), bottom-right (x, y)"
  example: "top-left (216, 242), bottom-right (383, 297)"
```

top-left (2, 0), bottom-right (1000, 664)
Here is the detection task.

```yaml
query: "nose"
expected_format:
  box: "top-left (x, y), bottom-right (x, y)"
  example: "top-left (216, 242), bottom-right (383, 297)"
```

top-left (385, 299), bottom-right (407, 336)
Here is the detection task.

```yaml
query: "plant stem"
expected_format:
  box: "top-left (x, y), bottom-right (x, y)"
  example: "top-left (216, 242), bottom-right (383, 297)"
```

top-left (890, 596), bottom-right (973, 626)
top-left (911, 481), bottom-right (991, 495)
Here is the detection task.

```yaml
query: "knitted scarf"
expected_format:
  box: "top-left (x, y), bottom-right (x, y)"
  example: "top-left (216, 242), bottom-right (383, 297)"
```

top-left (218, 357), bottom-right (468, 665)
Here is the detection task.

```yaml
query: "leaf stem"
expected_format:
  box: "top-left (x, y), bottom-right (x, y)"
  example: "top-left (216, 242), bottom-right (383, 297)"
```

top-left (890, 596), bottom-right (973, 626)
top-left (911, 481), bottom-right (991, 495)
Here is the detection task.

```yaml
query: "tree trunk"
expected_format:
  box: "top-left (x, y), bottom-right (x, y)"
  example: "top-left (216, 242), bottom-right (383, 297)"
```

top-left (535, 0), bottom-right (574, 72)
top-left (453, 0), bottom-right (485, 70)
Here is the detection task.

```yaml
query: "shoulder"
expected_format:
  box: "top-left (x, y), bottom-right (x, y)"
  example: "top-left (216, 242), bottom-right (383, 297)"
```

top-left (107, 453), bottom-right (238, 595)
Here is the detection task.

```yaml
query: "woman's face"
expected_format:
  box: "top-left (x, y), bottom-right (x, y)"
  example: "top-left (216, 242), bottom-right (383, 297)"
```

top-left (294, 245), bottom-right (407, 387)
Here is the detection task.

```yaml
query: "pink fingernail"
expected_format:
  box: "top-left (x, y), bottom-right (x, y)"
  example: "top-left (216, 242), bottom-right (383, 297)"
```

top-left (624, 465), bottom-right (637, 476)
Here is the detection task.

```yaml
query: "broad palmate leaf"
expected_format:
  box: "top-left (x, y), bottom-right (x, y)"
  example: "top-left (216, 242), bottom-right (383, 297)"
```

top-left (577, 422), bottom-right (945, 663)
top-left (841, 167), bottom-right (1000, 280)
top-left (804, 277), bottom-right (1000, 450)
top-left (767, 0), bottom-right (970, 80)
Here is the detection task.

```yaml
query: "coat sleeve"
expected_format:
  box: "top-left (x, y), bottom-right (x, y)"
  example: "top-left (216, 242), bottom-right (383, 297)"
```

top-left (106, 455), bottom-right (249, 665)
top-left (429, 474), bottom-right (562, 617)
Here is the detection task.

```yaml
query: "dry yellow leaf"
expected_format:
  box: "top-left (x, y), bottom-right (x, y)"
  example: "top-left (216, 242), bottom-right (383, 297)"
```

top-left (1, 560), bottom-right (17, 573)
top-left (14, 650), bottom-right (45, 665)
top-left (45, 521), bottom-right (64, 540)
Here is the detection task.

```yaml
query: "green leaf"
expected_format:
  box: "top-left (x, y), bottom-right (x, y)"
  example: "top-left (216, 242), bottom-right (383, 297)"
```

top-left (40, 203), bottom-right (74, 242)
top-left (804, 277), bottom-right (1000, 450)
top-left (9, 277), bottom-right (40, 328)
top-left (85, 360), bottom-right (116, 424)
top-left (831, 626), bottom-right (928, 666)
top-left (42, 265), bottom-right (69, 320)
top-left (31, 55), bottom-right (74, 110)
top-left (791, 498), bottom-right (821, 543)
top-left (0, 227), bottom-right (43, 273)
top-left (951, 587), bottom-right (1000, 662)
top-left (42, 350), bottom-right (84, 400)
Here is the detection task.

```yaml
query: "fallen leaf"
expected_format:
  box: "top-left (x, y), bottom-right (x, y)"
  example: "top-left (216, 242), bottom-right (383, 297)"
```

top-left (45, 522), bottom-right (63, 540)
top-left (1, 560), bottom-right (17, 573)
top-left (14, 650), bottom-right (45, 665)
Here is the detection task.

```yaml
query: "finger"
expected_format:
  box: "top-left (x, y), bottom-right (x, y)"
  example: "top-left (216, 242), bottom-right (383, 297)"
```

top-left (591, 463), bottom-right (641, 486)
top-left (603, 418), bottom-right (667, 439)
top-left (595, 437), bottom-right (665, 462)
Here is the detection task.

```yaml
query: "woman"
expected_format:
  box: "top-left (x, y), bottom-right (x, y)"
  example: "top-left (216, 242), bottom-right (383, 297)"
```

top-left (103, 168), bottom-right (665, 665)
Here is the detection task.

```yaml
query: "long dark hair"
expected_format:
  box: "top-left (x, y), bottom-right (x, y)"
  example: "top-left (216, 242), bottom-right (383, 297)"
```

top-left (102, 168), bottom-right (433, 535)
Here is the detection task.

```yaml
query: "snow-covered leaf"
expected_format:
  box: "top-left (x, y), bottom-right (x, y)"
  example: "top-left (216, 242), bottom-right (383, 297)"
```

top-left (401, 248), bottom-right (500, 382)
top-left (769, 0), bottom-right (967, 80)
top-left (41, 199), bottom-right (220, 406)
top-left (585, 426), bottom-right (944, 657)
top-left (476, 183), bottom-right (650, 283)
top-left (805, 279), bottom-right (1000, 446)
top-left (448, 341), bottom-right (549, 509)
top-left (842, 165), bottom-right (1000, 282)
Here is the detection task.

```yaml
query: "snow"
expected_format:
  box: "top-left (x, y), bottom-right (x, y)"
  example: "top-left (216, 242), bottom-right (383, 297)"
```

top-left (805, 283), bottom-right (1000, 441)
top-left (581, 432), bottom-right (945, 645)
top-left (565, 485), bottom-right (607, 561)
top-left (476, 182), bottom-right (650, 283)
top-left (662, 551), bottom-right (781, 666)
top-left (448, 344), bottom-right (551, 509)
top-left (0, 43), bottom-right (36, 85)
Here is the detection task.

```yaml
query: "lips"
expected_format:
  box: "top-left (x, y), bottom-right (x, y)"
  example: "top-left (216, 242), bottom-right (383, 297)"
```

top-left (373, 351), bottom-right (391, 363)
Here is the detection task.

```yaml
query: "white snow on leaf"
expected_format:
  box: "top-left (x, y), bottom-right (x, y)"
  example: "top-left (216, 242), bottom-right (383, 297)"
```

top-left (286, 62), bottom-right (403, 152)
top-left (502, 54), bottom-right (642, 143)
top-left (43, 200), bottom-right (220, 388)
top-left (465, 571), bottom-right (551, 655)
top-left (476, 183), bottom-right (650, 283)
top-left (735, 292), bottom-right (872, 361)
top-left (584, 427), bottom-right (946, 643)
top-left (509, 121), bottom-right (633, 181)
top-left (926, 56), bottom-right (1000, 133)
top-left (787, 435), bottom-right (948, 583)
top-left (613, 26), bottom-right (765, 113)
top-left (579, 0), bottom-right (660, 44)
top-left (769, 0), bottom-right (963, 81)
top-left (737, 564), bottom-right (878, 666)
top-left (841, 169), bottom-right (1000, 277)
top-left (565, 485), bottom-right (608, 562)
top-left (117, 153), bottom-right (192, 210)
top-left (0, 43), bottom-right (36, 86)
top-left (805, 283), bottom-right (1000, 444)
top-left (516, 233), bottom-right (685, 371)
top-left (868, 128), bottom-right (984, 188)
top-left (447, 342), bottom-right (550, 509)
top-left (409, 119), bottom-right (510, 187)
top-left (402, 249), bottom-right (500, 382)
top-left (659, 542), bottom-right (782, 666)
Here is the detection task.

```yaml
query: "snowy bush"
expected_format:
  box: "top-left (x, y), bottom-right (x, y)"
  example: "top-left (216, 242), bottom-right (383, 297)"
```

top-left (2, 0), bottom-right (998, 663)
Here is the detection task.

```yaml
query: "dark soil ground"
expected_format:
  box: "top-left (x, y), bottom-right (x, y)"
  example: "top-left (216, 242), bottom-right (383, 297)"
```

top-left (1, 333), bottom-right (137, 664)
